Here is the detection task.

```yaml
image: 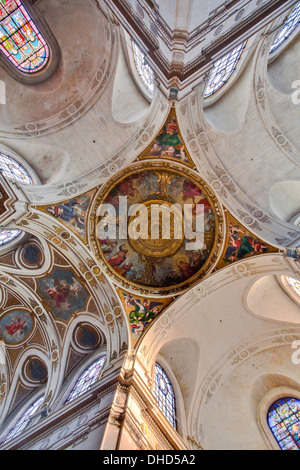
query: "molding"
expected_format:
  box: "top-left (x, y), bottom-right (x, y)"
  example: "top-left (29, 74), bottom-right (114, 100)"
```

top-left (103, 0), bottom-right (296, 95)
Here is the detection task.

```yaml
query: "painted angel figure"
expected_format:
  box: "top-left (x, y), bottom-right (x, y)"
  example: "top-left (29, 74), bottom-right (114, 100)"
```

top-left (127, 297), bottom-right (164, 326)
top-left (4, 314), bottom-right (28, 338)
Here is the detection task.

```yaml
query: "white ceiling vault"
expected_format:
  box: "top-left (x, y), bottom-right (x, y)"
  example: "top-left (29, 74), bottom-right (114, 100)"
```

top-left (103, 0), bottom-right (298, 94)
top-left (0, 0), bottom-right (298, 451)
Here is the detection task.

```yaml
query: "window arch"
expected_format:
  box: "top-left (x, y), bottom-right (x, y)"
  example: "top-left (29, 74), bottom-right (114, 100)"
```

top-left (0, 0), bottom-right (50, 74)
top-left (204, 41), bottom-right (247, 98)
top-left (0, 394), bottom-right (44, 446)
top-left (65, 356), bottom-right (106, 404)
top-left (270, 2), bottom-right (300, 54)
top-left (154, 363), bottom-right (176, 429)
top-left (131, 40), bottom-right (155, 95)
top-left (268, 397), bottom-right (300, 450)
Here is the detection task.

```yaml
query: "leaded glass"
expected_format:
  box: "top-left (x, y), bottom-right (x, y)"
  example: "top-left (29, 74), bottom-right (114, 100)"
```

top-left (286, 276), bottom-right (300, 297)
top-left (131, 40), bottom-right (155, 94)
top-left (270, 2), bottom-right (300, 53)
top-left (204, 42), bottom-right (247, 97)
top-left (0, 0), bottom-right (50, 73)
top-left (0, 395), bottom-right (44, 445)
top-left (0, 229), bottom-right (21, 245)
top-left (0, 153), bottom-right (32, 184)
top-left (66, 356), bottom-right (106, 404)
top-left (154, 363), bottom-right (176, 429)
top-left (268, 398), bottom-right (300, 450)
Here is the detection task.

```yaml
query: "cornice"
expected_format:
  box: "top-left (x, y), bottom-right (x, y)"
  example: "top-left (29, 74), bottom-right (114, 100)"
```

top-left (104, 0), bottom-right (296, 89)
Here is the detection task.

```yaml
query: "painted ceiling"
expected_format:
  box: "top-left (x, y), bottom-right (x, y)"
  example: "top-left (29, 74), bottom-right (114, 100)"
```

top-left (0, 106), bottom-right (279, 419)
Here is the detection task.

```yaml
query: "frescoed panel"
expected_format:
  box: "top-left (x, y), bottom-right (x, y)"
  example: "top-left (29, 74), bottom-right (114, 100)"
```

top-left (118, 289), bottom-right (173, 345)
top-left (39, 190), bottom-right (96, 243)
top-left (216, 212), bottom-right (278, 270)
top-left (0, 310), bottom-right (34, 344)
top-left (139, 109), bottom-right (192, 166)
top-left (37, 268), bottom-right (89, 321)
top-left (95, 162), bottom-right (221, 295)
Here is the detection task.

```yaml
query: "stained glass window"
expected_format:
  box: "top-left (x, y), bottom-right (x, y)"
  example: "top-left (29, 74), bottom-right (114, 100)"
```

top-left (131, 40), bottom-right (155, 94)
top-left (286, 277), bottom-right (300, 297)
top-left (204, 42), bottom-right (247, 97)
top-left (66, 356), bottom-right (106, 404)
top-left (0, 229), bottom-right (21, 245)
top-left (270, 2), bottom-right (300, 54)
top-left (154, 363), bottom-right (176, 429)
top-left (0, 395), bottom-right (44, 446)
top-left (0, 153), bottom-right (32, 185)
top-left (0, 0), bottom-right (50, 74)
top-left (268, 397), bottom-right (300, 450)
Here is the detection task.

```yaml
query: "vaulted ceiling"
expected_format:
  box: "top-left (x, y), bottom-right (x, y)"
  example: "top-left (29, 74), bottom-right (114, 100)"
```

top-left (0, 0), bottom-right (299, 450)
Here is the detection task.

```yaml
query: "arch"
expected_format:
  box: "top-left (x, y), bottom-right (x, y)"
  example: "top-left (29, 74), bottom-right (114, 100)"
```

top-left (112, 32), bottom-right (151, 124)
top-left (65, 355), bottom-right (107, 404)
top-left (157, 337), bottom-right (199, 435)
top-left (153, 362), bottom-right (176, 430)
top-left (203, 46), bottom-right (255, 132)
top-left (0, 0), bottom-right (60, 83)
top-left (246, 274), bottom-right (300, 324)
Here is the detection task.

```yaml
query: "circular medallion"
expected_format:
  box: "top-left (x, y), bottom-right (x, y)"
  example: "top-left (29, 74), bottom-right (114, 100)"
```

top-left (128, 200), bottom-right (184, 258)
top-left (0, 310), bottom-right (34, 345)
top-left (91, 161), bottom-right (224, 296)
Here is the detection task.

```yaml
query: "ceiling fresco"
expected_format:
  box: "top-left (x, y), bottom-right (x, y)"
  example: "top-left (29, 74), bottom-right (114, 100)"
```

top-left (37, 267), bottom-right (89, 322)
top-left (215, 210), bottom-right (279, 271)
top-left (91, 160), bottom-right (224, 296)
top-left (117, 288), bottom-right (174, 347)
top-left (0, 237), bottom-right (112, 415)
top-left (0, 107), bottom-right (280, 421)
top-left (0, 310), bottom-right (34, 345)
top-left (137, 108), bottom-right (194, 167)
top-left (37, 189), bottom-right (97, 245)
